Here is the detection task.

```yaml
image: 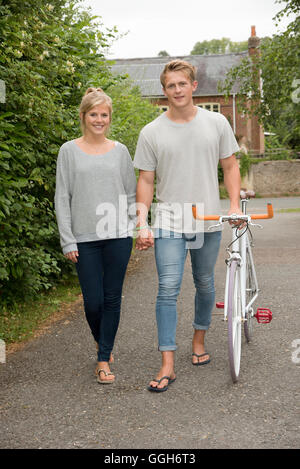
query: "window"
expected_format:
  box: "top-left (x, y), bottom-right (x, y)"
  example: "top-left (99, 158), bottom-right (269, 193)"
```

top-left (158, 103), bottom-right (220, 113)
top-left (158, 105), bottom-right (169, 112)
top-left (197, 103), bottom-right (220, 113)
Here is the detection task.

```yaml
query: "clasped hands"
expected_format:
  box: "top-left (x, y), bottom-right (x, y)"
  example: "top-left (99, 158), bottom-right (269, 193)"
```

top-left (135, 227), bottom-right (154, 251)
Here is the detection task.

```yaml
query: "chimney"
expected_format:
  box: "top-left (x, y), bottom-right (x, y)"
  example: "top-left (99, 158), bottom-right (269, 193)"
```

top-left (248, 25), bottom-right (260, 52)
top-left (247, 26), bottom-right (264, 155)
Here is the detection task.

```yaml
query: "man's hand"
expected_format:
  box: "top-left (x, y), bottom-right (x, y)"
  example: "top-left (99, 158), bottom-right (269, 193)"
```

top-left (135, 227), bottom-right (154, 251)
top-left (228, 207), bottom-right (246, 229)
top-left (135, 170), bottom-right (155, 250)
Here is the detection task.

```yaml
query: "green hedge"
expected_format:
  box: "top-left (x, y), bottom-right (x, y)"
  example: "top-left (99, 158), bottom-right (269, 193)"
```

top-left (0, 0), bottom-right (158, 308)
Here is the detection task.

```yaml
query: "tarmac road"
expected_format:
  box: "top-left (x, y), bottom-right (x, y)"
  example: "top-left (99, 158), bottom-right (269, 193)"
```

top-left (0, 197), bottom-right (299, 449)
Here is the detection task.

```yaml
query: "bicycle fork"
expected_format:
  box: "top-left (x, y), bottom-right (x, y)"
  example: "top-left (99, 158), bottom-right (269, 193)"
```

top-left (222, 227), bottom-right (243, 323)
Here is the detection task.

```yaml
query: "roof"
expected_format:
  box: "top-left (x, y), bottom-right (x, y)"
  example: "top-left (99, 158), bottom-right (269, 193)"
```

top-left (109, 52), bottom-right (248, 97)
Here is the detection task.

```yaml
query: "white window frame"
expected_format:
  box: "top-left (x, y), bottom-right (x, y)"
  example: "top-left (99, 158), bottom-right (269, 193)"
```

top-left (158, 103), bottom-right (220, 113)
top-left (197, 103), bottom-right (220, 113)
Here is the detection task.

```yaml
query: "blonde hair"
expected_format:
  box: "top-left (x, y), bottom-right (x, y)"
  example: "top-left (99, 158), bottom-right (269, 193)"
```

top-left (79, 87), bottom-right (113, 132)
top-left (160, 60), bottom-right (197, 88)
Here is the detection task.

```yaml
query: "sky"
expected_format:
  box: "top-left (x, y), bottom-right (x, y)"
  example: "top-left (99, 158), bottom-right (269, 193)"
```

top-left (82, 0), bottom-right (294, 59)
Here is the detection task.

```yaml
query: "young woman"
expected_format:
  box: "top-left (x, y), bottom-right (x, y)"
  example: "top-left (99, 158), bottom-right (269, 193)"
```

top-left (55, 88), bottom-right (136, 384)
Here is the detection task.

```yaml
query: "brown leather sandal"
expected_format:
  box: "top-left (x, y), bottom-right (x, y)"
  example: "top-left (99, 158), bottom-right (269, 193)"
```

top-left (96, 368), bottom-right (115, 384)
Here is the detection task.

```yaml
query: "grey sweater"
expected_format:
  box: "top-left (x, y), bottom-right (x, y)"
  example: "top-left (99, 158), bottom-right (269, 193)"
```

top-left (55, 140), bottom-right (136, 254)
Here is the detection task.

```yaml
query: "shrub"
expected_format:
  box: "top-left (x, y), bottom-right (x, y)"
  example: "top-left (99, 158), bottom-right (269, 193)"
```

top-left (0, 0), bottom-right (158, 308)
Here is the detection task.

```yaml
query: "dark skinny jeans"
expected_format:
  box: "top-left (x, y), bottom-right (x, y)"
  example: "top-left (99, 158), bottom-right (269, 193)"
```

top-left (75, 238), bottom-right (132, 362)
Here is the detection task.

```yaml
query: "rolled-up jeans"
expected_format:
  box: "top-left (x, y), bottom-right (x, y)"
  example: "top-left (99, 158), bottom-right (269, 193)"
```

top-left (154, 229), bottom-right (222, 351)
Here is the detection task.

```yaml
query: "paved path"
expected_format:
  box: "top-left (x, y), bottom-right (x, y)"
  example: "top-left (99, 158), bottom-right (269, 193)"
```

top-left (1, 198), bottom-right (299, 449)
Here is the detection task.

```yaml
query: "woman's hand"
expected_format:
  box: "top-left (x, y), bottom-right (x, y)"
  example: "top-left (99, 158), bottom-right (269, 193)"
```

top-left (135, 227), bottom-right (154, 251)
top-left (64, 251), bottom-right (79, 263)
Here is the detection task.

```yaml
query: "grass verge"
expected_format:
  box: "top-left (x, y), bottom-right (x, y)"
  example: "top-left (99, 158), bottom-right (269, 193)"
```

top-left (277, 208), bottom-right (300, 213)
top-left (0, 248), bottom-right (140, 350)
top-left (0, 275), bottom-right (81, 346)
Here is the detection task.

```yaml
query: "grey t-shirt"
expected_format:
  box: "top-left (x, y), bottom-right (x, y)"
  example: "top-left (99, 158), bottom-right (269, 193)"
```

top-left (55, 140), bottom-right (136, 254)
top-left (133, 107), bottom-right (239, 232)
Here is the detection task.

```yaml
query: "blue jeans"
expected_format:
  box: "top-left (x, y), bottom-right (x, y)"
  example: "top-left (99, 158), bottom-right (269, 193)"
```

top-left (75, 238), bottom-right (132, 362)
top-left (154, 230), bottom-right (222, 351)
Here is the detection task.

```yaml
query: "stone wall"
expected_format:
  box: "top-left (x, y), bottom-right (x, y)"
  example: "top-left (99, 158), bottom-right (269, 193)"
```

top-left (241, 160), bottom-right (300, 196)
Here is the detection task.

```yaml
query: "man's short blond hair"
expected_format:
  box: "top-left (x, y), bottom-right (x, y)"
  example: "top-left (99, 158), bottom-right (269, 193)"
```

top-left (160, 60), bottom-right (197, 88)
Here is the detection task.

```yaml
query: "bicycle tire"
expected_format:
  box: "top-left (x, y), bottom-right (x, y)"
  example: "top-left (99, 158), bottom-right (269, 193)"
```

top-left (227, 260), bottom-right (242, 383)
top-left (244, 249), bottom-right (255, 342)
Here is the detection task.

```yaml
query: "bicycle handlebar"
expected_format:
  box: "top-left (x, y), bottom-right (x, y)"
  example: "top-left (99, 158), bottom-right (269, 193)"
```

top-left (192, 203), bottom-right (274, 221)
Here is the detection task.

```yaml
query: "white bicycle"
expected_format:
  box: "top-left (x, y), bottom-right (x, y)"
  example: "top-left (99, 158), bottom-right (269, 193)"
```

top-left (193, 192), bottom-right (273, 382)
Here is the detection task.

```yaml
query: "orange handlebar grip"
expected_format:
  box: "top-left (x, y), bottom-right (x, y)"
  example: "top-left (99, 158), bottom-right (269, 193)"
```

top-left (251, 203), bottom-right (274, 220)
top-left (192, 205), bottom-right (219, 221)
top-left (192, 203), bottom-right (274, 221)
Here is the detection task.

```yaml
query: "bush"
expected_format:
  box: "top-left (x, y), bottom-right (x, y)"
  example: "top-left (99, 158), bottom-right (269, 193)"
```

top-left (0, 0), bottom-right (158, 308)
top-left (238, 152), bottom-right (251, 177)
top-left (264, 132), bottom-right (291, 160)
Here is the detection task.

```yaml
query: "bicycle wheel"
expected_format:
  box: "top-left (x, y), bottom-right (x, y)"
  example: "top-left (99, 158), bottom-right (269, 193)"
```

top-left (244, 249), bottom-right (255, 342)
top-left (227, 260), bottom-right (242, 383)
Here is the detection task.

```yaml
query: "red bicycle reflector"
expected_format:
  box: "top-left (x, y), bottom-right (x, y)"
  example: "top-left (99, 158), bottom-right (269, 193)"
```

top-left (216, 302), bottom-right (224, 309)
top-left (255, 308), bottom-right (272, 323)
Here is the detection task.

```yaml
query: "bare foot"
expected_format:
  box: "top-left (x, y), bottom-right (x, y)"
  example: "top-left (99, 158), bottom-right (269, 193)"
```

top-left (148, 351), bottom-right (176, 390)
top-left (192, 330), bottom-right (210, 365)
top-left (148, 367), bottom-right (176, 390)
top-left (108, 353), bottom-right (114, 364)
top-left (95, 362), bottom-right (115, 384)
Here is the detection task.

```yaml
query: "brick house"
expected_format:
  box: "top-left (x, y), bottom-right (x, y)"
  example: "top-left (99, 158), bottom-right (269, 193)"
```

top-left (110, 27), bottom-right (264, 155)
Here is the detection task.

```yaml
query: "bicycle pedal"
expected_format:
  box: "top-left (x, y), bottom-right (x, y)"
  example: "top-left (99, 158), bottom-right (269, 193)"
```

top-left (216, 302), bottom-right (224, 309)
top-left (255, 308), bottom-right (272, 323)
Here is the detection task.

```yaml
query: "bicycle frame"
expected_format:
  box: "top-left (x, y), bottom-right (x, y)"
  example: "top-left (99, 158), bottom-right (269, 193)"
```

top-left (192, 199), bottom-right (273, 381)
top-left (223, 200), bottom-right (259, 323)
top-left (192, 200), bottom-right (273, 324)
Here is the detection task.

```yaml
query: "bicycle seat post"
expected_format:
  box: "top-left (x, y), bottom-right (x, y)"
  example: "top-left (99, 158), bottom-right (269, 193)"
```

top-left (241, 198), bottom-right (249, 215)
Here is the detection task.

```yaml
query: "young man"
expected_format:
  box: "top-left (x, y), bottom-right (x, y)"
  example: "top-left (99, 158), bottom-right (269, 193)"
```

top-left (133, 60), bottom-right (241, 392)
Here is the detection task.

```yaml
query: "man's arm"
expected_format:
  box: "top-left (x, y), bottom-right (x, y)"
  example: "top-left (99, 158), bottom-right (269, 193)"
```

top-left (135, 170), bottom-right (155, 250)
top-left (220, 154), bottom-right (242, 215)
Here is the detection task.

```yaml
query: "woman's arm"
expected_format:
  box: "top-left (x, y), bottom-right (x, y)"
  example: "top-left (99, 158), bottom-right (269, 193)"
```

top-left (54, 148), bottom-right (78, 258)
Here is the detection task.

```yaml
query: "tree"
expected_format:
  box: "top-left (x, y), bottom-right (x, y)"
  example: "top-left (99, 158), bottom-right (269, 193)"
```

top-left (0, 0), bottom-right (116, 306)
top-left (158, 50), bottom-right (170, 57)
top-left (220, 0), bottom-right (300, 149)
top-left (191, 38), bottom-right (248, 55)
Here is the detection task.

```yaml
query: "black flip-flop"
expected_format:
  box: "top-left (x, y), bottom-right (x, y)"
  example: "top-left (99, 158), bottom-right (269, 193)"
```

top-left (192, 352), bottom-right (211, 366)
top-left (147, 375), bottom-right (176, 393)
